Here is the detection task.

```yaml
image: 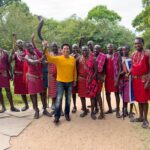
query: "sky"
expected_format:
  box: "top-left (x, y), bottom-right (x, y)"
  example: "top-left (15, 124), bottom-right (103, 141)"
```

top-left (22, 0), bottom-right (143, 32)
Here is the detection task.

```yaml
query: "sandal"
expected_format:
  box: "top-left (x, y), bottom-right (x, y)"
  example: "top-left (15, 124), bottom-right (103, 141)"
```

top-left (141, 120), bottom-right (149, 128)
top-left (129, 112), bottom-right (135, 119)
top-left (116, 112), bottom-right (122, 118)
top-left (80, 112), bottom-right (87, 118)
top-left (91, 113), bottom-right (97, 120)
top-left (105, 110), bottom-right (113, 114)
top-left (98, 113), bottom-right (105, 120)
top-left (86, 108), bottom-right (90, 113)
top-left (94, 108), bottom-right (99, 114)
top-left (72, 107), bottom-right (77, 113)
top-left (130, 117), bottom-right (143, 122)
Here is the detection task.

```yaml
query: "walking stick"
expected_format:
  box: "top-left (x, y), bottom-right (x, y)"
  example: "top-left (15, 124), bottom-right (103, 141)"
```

top-left (122, 77), bottom-right (125, 120)
top-left (133, 103), bottom-right (138, 114)
top-left (12, 33), bottom-right (17, 52)
top-left (102, 84), bottom-right (105, 112)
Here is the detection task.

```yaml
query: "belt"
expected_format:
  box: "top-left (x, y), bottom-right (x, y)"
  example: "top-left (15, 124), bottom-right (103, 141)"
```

top-left (0, 71), bottom-right (8, 77)
top-left (132, 74), bottom-right (148, 79)
top-left (27, 73), bottom-right (42, 79)
top-left (15, 71), bottom-right (23, 74)
top-left (78, 76), bottom-right (86, 79)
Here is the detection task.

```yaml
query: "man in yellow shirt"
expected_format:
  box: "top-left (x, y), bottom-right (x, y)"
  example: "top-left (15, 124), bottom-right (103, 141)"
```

top-left (43, 42), bottom-right (77, 124)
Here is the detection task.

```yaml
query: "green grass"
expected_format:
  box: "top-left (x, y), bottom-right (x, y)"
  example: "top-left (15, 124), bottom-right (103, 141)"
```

top-left (1, 81), bottom-right (31, 108)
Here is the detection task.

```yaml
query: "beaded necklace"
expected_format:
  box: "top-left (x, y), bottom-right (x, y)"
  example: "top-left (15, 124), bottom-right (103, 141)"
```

top-left (132, 50), bottom-right (144, 65)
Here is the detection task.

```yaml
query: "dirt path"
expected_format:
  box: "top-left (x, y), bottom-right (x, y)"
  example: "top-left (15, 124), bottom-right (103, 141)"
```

top-left (9, 97), bottom-right (149, 150)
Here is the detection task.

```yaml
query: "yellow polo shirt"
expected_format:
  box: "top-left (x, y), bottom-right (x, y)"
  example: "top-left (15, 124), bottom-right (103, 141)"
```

top-left (45, 49), bottom-right (77, 82)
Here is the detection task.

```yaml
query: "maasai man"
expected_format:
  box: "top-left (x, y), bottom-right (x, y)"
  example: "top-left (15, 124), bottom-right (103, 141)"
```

top-left (131, 37), bottom-right (150, 128)
top-left (48, 42), bottom-right (64, 116)
top-left (87, 40), bottom-right (94, 53)
top-left (117, 45), bottom-right (134, 118)
top-left (43, 41), bottom-right (77, 124)
top-left (77, 46), bottom-right (90, 117)
top-left (86, 46), bottom-right (101, 120)
top-left (31, 34), bottom-right (49, 114)
top-left (105, 44), bottom-right (121, 118)
top-left (87, 40), bottom-right (99, 113)
top-left (0, 48), bottom-right (19, 113)
top-left (9, 39), bottom-right (29, 111)
top-left (25, 42), bottom-right (51, 119)
top-left (70, 43), bottom-right (80, 113)
top-left (93, 45), bottom-right (106, 119)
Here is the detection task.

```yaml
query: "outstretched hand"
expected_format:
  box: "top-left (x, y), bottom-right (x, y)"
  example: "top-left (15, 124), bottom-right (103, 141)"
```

top-left (42, 40), bottom-right (49, 49)
top-left (31, 33), bottom-right (35, 40)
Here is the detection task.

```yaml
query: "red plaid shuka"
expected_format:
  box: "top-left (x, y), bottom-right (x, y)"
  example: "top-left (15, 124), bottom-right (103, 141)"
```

top-left (86, 55), bottom-right (98, 98)
top-left (96, 52), bottom-right (107, 73)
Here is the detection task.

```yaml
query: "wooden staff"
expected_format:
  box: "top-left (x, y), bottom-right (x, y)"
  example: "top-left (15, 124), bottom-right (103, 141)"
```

top-left (12, 33), bottom-right (17, 52)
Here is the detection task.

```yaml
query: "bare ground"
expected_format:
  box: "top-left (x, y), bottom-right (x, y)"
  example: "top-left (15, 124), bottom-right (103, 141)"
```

top-left (9, 96), bottom-right (150, 150)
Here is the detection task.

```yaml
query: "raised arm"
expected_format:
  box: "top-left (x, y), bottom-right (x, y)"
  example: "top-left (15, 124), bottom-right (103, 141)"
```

top-left (25, 55), bottom-right (42, 65)
top-left (79, 37), bottom-right (85, 49)
top-left (42, 41), bottom-right (59, 64)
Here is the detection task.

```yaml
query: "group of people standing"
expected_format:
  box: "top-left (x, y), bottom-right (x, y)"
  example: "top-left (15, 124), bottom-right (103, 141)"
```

top-left (0, 35), bottom-right (150, 128)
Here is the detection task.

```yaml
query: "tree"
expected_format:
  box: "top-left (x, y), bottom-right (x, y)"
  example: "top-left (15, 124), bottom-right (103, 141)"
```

top-left (87, 5), bottom-right (121, 22)
top-left (132, 0), bottom-right (150, 48)
top-left (0, 0), bottom-right (21, 7)
top-left (0, 2), bottom-right (38, 50)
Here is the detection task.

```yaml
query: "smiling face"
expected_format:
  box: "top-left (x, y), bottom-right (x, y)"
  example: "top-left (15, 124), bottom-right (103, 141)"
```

top-left (107, 44), bottom-right (114, 54)
top-left (122, 46), bottom-right (129, 57)
top-left (134, 38), bottom-right (144, 51)
top-left (82, 46), bottom-right (89, 57)
top-left (51, 43), bottom-right (58, 53)
top-left (62, 45), bottom-right (70, 57)
top-left (72, 44), bottom-right (78, 54)
top-left (16, 40), bottom-right (24, 50)
top-left (87, 41), bottom-right (94, 51)
top-left (94, 45), bottom-right (101, 57)
top-left (25, 42), bottom-right (34, 54)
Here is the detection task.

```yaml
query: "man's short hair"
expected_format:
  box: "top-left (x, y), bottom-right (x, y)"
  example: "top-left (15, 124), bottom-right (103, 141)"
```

top-left (135, 37), bottom-right (144, 45)
top-left (61, 43), bottom-right (71, 49)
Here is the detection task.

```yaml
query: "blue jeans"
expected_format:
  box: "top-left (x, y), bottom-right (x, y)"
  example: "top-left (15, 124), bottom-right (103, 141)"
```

top-left (55, 81), bottom-right (73, 119)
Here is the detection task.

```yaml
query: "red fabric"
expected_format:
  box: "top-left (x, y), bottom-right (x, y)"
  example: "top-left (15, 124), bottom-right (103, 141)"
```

top-left (77, 56), bottom-right (90, 98)
top-left (14, 50), bottom-right (28, 94)
top-left (105, 56), bottom-right (118, 92)
top-left (132, 51), bottom-right (150, 103)
top-left (0, 76), bottom-right (10, 88)
top-left (86, 55), bottom-right (99, 98)
top-left (26, 49), bottom-right (44, 94)
top-left (96, 53), bottom-right (107, 73)
top-left (132, 51), bottom-right (149, 76)
top-left (48, 63), bottom-right (57, 98)
top-left (71, 53), bottom-right (80, 94)
top-left (0, 51), bottom-right (10, 88)
top-left (23, 49), bottom-right (29, 84)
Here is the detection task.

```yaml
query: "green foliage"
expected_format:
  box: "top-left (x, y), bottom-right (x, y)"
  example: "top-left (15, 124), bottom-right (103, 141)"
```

top-left (132, 0), bottom-right (150, 48)
top-left (0, 0), bottom-right (21, 7)
top-left (0, 1), bottom-right (38, 51)
top-left (142, 0), bottom-right (150, 7)
top-left (87, 5), bottom-right (121, 22)
top-left (0, 2), bottom-right (134, 52)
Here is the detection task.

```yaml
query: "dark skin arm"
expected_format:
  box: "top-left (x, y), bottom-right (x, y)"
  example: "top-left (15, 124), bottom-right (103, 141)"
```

top-left (88, 57), bottom-right (97, 83)
top-left (9, 64), bottom-right (13, 80)
top-left (144, 50), bottom-right (150, 89)
top-left (79, 37), bottom-right (85, 49)
top-left (114, 53), bottom-right (123, 88)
